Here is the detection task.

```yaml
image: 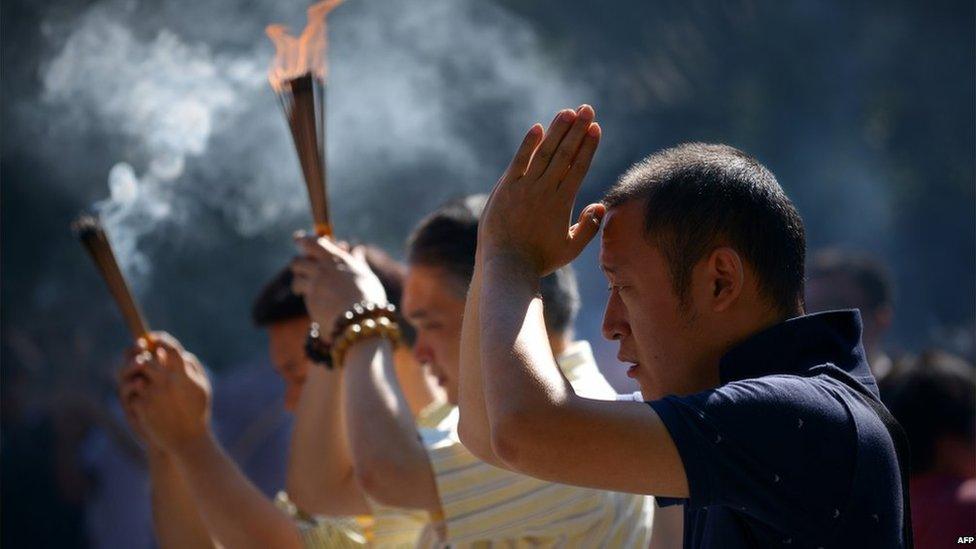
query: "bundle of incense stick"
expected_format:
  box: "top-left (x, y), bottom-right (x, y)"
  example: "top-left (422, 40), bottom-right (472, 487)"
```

top-left (275, 72), bottom-right (332, 237)
top-left (267, 0), bottom-right (341, 237)
top-left (72, 215), bottom-right (154, 346)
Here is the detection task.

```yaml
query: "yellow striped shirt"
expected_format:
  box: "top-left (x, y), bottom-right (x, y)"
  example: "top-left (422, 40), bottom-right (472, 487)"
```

top-left (415, 341), bottom-right (654, 548)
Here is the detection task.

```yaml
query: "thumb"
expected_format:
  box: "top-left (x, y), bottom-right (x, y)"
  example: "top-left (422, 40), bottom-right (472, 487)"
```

top-left (567, 203), bottom-right (606, 257)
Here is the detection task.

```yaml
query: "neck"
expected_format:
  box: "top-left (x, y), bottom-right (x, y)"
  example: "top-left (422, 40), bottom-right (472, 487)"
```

top-left (702, 305), bottom-right (791, 388)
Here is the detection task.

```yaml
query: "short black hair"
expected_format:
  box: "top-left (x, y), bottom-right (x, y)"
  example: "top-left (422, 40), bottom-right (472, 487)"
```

top-left (407, 194), bottom-right (486, 296)
top-left (881, 350), bottom-right (976, 474)
top-left (808, 249), bottom-right (893, 312)
top-left (251, 245), bottom-right (417, 345)
top-left (252, 267), bottom-right (306, 326)
top-left (603, 143), bottom-right (806, 316)
top-left (406, 194), bottom-right (579, 335)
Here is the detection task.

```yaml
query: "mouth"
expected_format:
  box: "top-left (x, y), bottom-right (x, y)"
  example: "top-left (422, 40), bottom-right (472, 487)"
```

top-left (626, 363), bottom-right (640, 379)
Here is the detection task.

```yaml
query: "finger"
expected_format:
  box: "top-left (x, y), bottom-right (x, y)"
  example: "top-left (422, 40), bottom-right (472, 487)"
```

top-left (183, 352), bottom-right (204, 375)
top-left (541, 105), bottom-right (595, 186)
top-left (153, 341), bottom-right (186, 374)
top-left (120, 377), bottom-right (148, 403)
top-left (294, 234), bottom-right (331, 260)
top-left (349, 245), bottom-right (365, 263)
top-left (503, 123), bottom-right (544, 179)
top-left (291, 272), bottom-right (311, 296)
top-left (290, 257), bottom-right (321, 279)
top-left (151, 332), bottom-right (186, 355)
top-left (523, 109), bottom-right (578, 181)
top-left (567, 203), bottom-right (607, 259)
top-left (558, 122), bottom-right (602, 199)
top-left (119, 361), bottom-right (149, 384)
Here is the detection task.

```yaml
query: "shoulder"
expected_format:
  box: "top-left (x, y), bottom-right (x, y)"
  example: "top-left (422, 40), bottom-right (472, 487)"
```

top-left (653, 375), bottom-right (854, 435)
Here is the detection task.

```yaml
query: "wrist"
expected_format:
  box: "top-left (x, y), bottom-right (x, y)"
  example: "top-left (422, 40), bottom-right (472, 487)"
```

top-left (483, 252), bottom-right (542, 290)
top-left (167, 427), bottom-right (215, 462)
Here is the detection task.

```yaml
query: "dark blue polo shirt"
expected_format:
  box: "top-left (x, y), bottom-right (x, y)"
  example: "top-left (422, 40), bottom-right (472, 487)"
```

top-left (649, 311), bottom-right (904, 548)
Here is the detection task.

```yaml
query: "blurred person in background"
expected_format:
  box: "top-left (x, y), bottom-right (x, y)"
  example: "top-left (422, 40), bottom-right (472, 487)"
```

top-left (881, 350), bottom-right (976, 548)
top-left (117, 246), bottom-right (443, 548)
top-left (290, 194), bottom-right (652, 546)
top-left (806, 248), bottom-right (897, 380)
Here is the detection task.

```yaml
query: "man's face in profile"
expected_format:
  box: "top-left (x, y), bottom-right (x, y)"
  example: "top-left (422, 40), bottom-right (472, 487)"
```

top-left (600, 199), bottom-right (706, 400)
top-left (403, 265), bottom-right (466, 404)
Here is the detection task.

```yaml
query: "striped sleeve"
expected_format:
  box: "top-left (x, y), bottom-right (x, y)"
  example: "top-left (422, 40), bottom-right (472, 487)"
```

top-left (273, 492), bottom-right (371, 548)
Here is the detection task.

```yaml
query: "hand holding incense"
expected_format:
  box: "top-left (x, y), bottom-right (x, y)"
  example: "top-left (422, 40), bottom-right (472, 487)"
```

top-left (73, 215), bottom-right (154, 347)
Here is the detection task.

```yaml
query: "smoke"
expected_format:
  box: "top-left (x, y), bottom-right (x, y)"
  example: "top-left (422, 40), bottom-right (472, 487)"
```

top-left (39, 0), bottom-right (588, 287)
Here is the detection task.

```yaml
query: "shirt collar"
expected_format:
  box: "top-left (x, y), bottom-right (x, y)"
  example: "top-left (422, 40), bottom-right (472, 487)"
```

top-left (556, 340), bottom-right (596, 379)
top-left (718, 310), bottom-right (870, 384)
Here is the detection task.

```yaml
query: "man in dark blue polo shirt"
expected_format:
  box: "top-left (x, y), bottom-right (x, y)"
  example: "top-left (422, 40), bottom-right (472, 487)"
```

top-left (456, 106), bottom-right (909, 548)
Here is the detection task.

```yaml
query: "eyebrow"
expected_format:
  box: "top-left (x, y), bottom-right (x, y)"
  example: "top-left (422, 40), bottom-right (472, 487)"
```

top-left (405, 308), bottom-right (429, 321)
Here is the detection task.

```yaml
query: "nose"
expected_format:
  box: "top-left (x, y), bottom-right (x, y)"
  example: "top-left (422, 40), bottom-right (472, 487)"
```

top-left (601, 290), bottom-right (630, 342)
top-left (412, 336), bottom-right (434, 367)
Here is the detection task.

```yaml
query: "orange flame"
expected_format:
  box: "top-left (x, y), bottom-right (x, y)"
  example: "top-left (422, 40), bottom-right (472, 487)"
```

top-left (266, 0), bottom-right (343, 91)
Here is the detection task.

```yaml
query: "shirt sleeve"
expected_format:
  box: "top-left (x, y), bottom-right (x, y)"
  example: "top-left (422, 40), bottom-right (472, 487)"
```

top-left (273, 491), bottom-right (371, 548)
top-left (424, 435), bottom-right (609, 544)
top-left (647, 375), bottom-right (857, 535)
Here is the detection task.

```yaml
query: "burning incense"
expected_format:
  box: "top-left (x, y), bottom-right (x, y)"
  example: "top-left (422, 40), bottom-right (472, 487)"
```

top-left (267, 0), bottom-right (343, 237)
top-left (72, 215), bottom-right (154, 347)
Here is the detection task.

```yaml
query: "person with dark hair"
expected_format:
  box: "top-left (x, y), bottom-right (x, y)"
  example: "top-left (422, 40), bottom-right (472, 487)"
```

top-left (116, 246), bottom-right (443, 548)
top-left (806, 248), bottom-right (896, 379)
top-left (287, 194), bottom-right (652, 546)
top-left (881, 351), bottom-right (976, 548)
top-left (463, 105), bottom-right (909, 548)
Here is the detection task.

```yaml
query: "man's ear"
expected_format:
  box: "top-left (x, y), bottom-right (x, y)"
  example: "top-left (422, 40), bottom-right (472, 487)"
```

top-left (707, 247), bottom-right (744, 312)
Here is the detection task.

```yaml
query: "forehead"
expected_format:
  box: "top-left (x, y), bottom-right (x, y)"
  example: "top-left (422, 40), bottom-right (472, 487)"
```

top-left (403, 265), bottom-right (464, 314)
top-left (600, 199), bottom-right (649, 269)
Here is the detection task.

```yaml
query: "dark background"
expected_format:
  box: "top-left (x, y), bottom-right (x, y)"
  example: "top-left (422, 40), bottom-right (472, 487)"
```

top-left (4, 1), bottom-right (973, 382)
top-left (1, 2), bottom-right (973, 543)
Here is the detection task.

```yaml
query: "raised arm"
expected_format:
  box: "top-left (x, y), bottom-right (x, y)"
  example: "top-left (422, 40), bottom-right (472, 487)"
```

top-left (118, 356), bottom-right (219, 549)
top-left (291, 237), bottom-right (443, 513)
top-left (476, 106), bottom-right (687, 496)
top-left (455, 249), bottom-right (506, 466)
top-left (127, 334), bottom-right (304, 549)
top-left (286, 363), bottom-right (370, 516)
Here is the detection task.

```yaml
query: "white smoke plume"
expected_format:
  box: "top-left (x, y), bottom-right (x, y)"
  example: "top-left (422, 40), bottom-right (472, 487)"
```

top-left (40, 0), bottom-right (588, 288)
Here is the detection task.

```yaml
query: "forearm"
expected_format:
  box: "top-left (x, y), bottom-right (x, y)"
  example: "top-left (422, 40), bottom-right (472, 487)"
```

top-left (287, 366), bottom-right (369, 516)
top-left (343, 338), bottom-right (441, 510)
top-left (457, 254), bottom-right (505, 466)
top-left (148, 448), bottom-right (220, 549)
top-left (173, 431), bottom-right (303, 549)
top-left (479, 254), bottom-right (571, 444)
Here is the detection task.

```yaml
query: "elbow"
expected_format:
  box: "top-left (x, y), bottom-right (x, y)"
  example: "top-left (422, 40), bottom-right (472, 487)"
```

top-left (352, 455), bottom-right (408, 506)
top-left (286, 467), bottom-right (354, 514)
top-left (488, 411), bottom-right (532, 471)
top-left (457, 415), bottom-right (493, 463)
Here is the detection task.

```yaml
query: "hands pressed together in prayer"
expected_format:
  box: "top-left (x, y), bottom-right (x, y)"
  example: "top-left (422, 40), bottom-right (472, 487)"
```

top-left (479, 104), bottom-right (605, 278)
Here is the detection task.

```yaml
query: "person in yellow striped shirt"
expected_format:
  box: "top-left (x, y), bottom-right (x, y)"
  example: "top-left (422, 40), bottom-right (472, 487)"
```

top-left (288, 195), bottom-right (653, 547)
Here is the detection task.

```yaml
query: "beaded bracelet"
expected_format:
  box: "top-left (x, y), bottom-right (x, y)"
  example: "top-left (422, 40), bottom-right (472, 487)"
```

top-left (304, 322), bottom-right (334, 368)
top-left (330, 316), bottom-right (403, 369)
top-left (329, 301), bottom-right (398, 344)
